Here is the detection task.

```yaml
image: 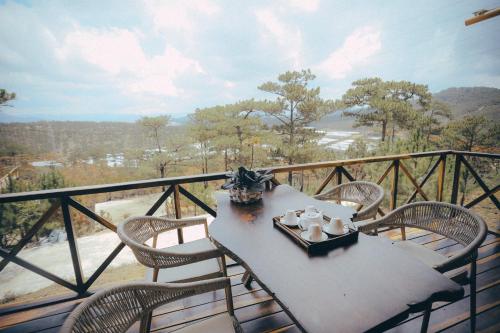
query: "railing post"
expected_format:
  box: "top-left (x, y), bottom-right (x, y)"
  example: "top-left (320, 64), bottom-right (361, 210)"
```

top-left (436, 154), bottom-right (446, 202)
top-left (451, 154), bottom-right (462, 205)
top-left (391, 160), bottom-right (405, 240)
top-left (173, 185), bottom-right (184, 244)
top-left (61, 196), bottom-right (84, 294)
top-left (390, 160), bottom-right (399, 211)
top-left (336, 168), bottom-right (342, 185)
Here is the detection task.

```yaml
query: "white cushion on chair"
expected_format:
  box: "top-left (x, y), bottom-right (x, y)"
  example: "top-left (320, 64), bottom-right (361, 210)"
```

top-left (392, 240), bottom-right (468, 281)
top-left (146, 238), bottom-right (222, 283)
top-left (172, 313), bottom-right (236, 333)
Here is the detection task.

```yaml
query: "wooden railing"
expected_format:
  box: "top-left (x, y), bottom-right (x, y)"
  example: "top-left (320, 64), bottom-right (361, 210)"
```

top-left (0, 150), bottom-right (498, 314)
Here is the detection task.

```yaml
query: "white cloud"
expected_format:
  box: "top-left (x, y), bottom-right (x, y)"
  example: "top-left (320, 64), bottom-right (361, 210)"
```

top-left (224, 81), bottom-right (236, 89)
top-left (144, 0), bottom-right (220, 34)
top-left (56, 27), bottom-right (204, 97)
top-left (318, 25), bottom-right (382, 79)
top-left (255, 8), bottom-right (303, 69)
top-left (285, 0), bottom-right (320, 12)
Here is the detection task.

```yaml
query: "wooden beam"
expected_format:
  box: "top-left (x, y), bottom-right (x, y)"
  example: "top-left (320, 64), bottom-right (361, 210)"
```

top-left (465, 185), bottom-right (500, 208)
top-left (178, 185), bottom-right (217, 217)
top-left (314, 168), bottom-right (337, 195)
top-left (436, 154), bottom-right (446, 202)
top-left (339, 166), bottom-right (355, 181)
top-left (61, 197), bottom-right (84, 293)
top-left (406, 157), bottom-right (442, 204)
top-left (450, 155), bottom-right (462, 205)
top-left (390, 160), bottom-right (400, 211)
top-left (377, 162), bottom-right (394, 185)
top-left (0, 248), bottom-right (79, 292)
top-left (0, 201), bottom-right (60, 272)
top-left (460, 156), bottom-right (500, 209)
top-left (67, 197), bottom-right (116, 232)
top-left (465, 8), bottom-right (500, 26)
top-left (399, 161), bottom-right (430, 202)
top-left (145, 186), bottom-right (174, 216)
top-left (173, 185), bottom-right (184, 244)
top-left (83, 243), bottom-right (125, 291)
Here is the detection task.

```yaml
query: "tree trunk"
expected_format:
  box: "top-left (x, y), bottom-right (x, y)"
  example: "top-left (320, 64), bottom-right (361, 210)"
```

top-left (288, 102), bottom-right (295, 185)
top-left (381, 121), bottom-right (387, 142)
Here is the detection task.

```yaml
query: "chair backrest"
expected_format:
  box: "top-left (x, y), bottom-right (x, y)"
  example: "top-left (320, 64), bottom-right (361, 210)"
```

top-left (383, 202), bottom-right (487, 247)
top-left (117, 216), bottom-right (186, 268)
top-left (315, 181), bottom-right (384, 221)
top-left (60, 278), bottom-right (232, 333)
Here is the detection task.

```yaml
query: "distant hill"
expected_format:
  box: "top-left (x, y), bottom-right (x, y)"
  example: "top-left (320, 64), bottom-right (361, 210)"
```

top-left (433, 87), bottom-right (500, 120)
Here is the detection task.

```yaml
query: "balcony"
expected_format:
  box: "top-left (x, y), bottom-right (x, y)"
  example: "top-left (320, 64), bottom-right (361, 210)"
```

top-left (0, 150), bottom-right (498, 332)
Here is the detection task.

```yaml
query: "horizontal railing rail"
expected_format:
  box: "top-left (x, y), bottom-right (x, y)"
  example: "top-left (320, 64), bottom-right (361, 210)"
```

top-left (0, 150), bottom-right (498, 315)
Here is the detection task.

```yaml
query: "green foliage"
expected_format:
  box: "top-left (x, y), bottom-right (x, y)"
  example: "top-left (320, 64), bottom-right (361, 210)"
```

top-left (257, 69), bottom-right (335, 174)
top-left (341, 78), bottom-right (450, 143)
top-left (137, 115), bottom-right (170, 153)
top-left (442, 114), bottom-right (497, 151)
top-left (188, 103), bottom-right (270, 173)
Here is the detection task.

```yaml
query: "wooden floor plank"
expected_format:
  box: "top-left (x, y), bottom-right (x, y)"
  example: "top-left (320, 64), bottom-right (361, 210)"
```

top-left (150, 289), bottom-right (272, 331)
top-left (268, 324), bottom-right (302, 333)
top-left (387, 283), bottom-right (500, 332)
top-left (439, 304), bottom-right (500, 333)
top-left (239, 311), bottom-right (294, 333)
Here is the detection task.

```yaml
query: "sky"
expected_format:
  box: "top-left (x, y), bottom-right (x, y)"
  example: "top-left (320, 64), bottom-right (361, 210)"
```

top-left (0, 0), bottom-right (499, 122)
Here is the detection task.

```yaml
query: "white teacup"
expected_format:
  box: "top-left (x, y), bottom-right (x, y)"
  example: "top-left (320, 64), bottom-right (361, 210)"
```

top-left (324, 218), bottom-right (346, 235)
top-left (308, 224), bottom-right (323, 242)
top-left (283, 210), bottom-right (298, 225)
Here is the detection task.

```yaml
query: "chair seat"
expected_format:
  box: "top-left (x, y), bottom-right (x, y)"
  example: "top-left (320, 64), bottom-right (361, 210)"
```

top-left (172, 313), bottom-right (237, 333)
top-left (146, 238), bottom-right (222, 283)
top-left (392, 240), bottom-right (468, 282)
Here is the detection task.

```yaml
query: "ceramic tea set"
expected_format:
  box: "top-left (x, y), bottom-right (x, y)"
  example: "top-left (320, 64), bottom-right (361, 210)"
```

top-left (281, 205), bottom-right (348, 242)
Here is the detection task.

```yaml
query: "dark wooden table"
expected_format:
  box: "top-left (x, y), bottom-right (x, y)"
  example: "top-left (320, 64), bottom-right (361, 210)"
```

top-left (209, 185), bottom-right (464, 332)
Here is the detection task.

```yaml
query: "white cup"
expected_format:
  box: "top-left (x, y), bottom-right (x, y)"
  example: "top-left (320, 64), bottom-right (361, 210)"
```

top-left (308, 224), bottom-right (323, 241)
top-left (284, 210), bottom-right (298, 225)
top-left (326, 218), bottom-right (345, 235)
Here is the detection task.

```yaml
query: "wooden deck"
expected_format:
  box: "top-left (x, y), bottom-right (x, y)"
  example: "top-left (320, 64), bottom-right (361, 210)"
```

top-left (0, 229), bottom-right (498, 333)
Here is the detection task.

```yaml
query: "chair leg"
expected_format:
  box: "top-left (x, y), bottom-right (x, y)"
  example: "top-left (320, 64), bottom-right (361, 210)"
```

top-left (420, 303), bottom-right (432, 333)
top-left (470, 261), bottom-right (477, 333)
top-left (242, 270), bottom-right (253, 289)
top-left (140, 312), bottom-right (152, 333)
top-left (152, 267), bottom-right (159, 282)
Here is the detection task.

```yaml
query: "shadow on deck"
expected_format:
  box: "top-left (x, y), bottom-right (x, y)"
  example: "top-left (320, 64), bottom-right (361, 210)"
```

top-left (0, 229), bottom-right (498, 333)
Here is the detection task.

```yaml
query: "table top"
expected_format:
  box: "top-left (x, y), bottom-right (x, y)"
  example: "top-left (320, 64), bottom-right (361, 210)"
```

top-left (209, 185), bottom-right (464, 332)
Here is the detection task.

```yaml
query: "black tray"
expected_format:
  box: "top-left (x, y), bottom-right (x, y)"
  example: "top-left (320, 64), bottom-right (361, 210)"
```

top-left (272, 210), bottom-right (359, 256)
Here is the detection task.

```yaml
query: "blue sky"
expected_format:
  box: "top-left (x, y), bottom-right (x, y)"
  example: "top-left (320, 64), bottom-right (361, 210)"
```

top-left (1, 0), bottom-right (499, 122)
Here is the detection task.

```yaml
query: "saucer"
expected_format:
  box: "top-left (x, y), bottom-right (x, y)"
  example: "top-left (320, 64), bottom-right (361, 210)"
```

top-left (323, 225), bottom-right (349, 236)
top-left (280, 216), bottom-right (299, 227)
top-left (300, 231), bottom-right (328, 243)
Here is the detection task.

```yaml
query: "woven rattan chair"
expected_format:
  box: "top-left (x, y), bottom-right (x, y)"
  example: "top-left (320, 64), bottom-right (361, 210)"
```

top-left (60, 277), bottom-right (240, 333)
top-left (314, 181), bottom-right (384, 222)
top-left (359, 202), bottom-right (487, 332)
top-left (118, 216), bottom-right (226, 284)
